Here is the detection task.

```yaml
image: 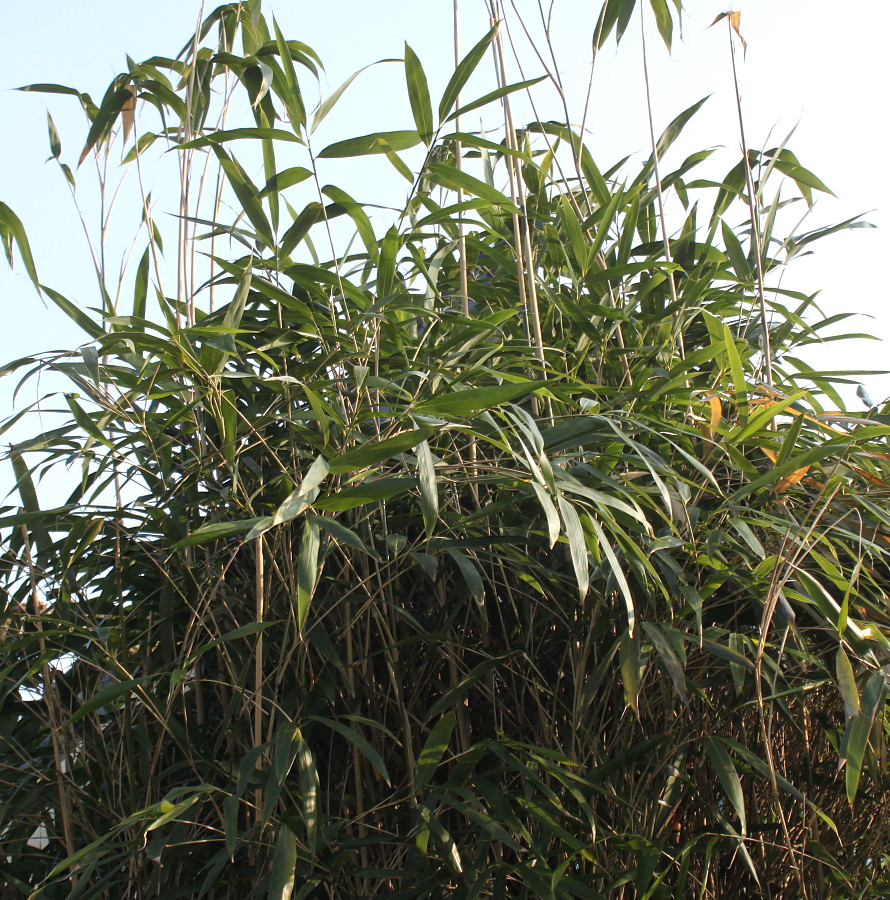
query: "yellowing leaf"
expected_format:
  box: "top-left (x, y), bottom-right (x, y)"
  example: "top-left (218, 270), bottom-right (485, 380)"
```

top-left (775, 466), bottom-right (810, 493)
top-left (711, 10), bottom-right (747, 54)
top-left (121, 89), bottom-right (136, 145)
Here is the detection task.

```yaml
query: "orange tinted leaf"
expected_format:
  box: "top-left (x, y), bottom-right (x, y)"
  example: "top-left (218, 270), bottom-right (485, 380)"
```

top-left (776, 466), bottom-right (809, 493)
top-left (709, 394), bottom-right (722, 432)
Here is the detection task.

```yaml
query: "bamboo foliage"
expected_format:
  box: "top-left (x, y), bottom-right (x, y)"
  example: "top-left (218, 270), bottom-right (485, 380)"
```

top-left (1, 2), bottom-right (889, 897)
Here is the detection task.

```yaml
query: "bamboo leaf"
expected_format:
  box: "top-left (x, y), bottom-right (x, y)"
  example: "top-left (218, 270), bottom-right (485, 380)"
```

top-left (404, 43), bottom-right (433, 144)
top-left (836, 647), bottom-right (860, 721)
top-left (267, 824), bottom-right (298, 900)
top-left (426, 162), bottom-right (518, 209)
top-left (446, 76), bottom-right (546, 123)
top-left (0, 202), bottom-right (40, 291)
top-left (438, 23), bottom-right (499, 120)
top-left (296, 515), bottom-right (322, 630)
top-left (296, 730), bottom-right (320, 854)
top-left (414, 712), bottom-right (456, 793)
top-left (557, 495), bottom-right (589, 602)
top-left (416, 438), bottom-right (438, 538)
top-left (318, 130), bottom-right (421, 158)
top-left (706, 737), bottom-right (747, 834)
top-left (329, 426), bottom-right (439, 474)
top-left (272, 455), bottom-right (330, 526)
top-left (415, 381), bottom-right (546, 417)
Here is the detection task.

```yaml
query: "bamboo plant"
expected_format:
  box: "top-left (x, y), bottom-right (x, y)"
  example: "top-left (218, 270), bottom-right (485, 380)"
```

top-left (1, 1), bottom-right (889, 897)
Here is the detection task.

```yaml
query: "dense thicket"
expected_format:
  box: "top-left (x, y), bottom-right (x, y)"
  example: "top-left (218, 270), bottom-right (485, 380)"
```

top-left (2, 2), bottom-right (889, 897)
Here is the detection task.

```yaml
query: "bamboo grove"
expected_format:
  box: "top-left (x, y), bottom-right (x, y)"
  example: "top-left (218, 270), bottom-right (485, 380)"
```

top-left (1, 1), bottom-right (889, 897)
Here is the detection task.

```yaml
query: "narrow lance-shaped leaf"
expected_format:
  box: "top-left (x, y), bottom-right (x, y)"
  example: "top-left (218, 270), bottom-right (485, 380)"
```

top-left (329, 425), bottom-right (439, 475)
top-left (446, 76), bottom-right (546, 123)
top-left (438, 22), bottom-right (499, 120)
top-left (317, 130), bottom-right (421, 158)
top-left (416, 438), bottom-right (438, 538)
top-left (267, 824), bottom-right (297, 900)
top-left (404, 43), bottom-right (433, 144)
top-left (0, 202), bottom-right (40, 291)
top-left (706, 738), bottom-right (747, 834)
top-left (414, 712), bottom-right (456, 793)
top-left (297, 730), bottom-right (320, 854)
top-left (296, 514), bottom-right (322, 630)
top-left (557, 495), bottom-right (589, 602)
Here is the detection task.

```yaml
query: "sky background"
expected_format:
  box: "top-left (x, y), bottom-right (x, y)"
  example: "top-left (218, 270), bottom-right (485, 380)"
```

top-left (1, 0), bottom-right (889, 498)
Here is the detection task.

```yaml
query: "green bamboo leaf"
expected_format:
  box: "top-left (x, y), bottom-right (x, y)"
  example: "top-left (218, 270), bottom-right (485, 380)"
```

top-left (263, 724), bottom-right (301, 825)
top-left (66, 678), bottom-right (143, 724)
top-left (446, 76), bottom-right (546, 123)
top-left (280, 201), bottom-right (324, 256)
top-left (296, 730), bottom-right (320, 854)
top-left (211, 145), bottom-right (273, 246)
top-left (0, 202), bottom-right (40, 291)
top-left (416, 438), bottom-right (438, 538)
top-left (314, 477), bottom-right (416, 512)
top-left (329, 426), bottom-right (439, 474)
top-left (272, 455), bottom-right (330, 526)
top-left (78, 82), bottom-right (132, 166)
top-left (843, 713), bottom-right (871, 804)
top-left (321, 184), bottom-right (378, 262)
top-left (145, 794), bottom-right (202, 833)
top-left (772, 149), bottom-right (834, 198)
top-left (311, 717), bottom-right (391, 784)
top-left (426, 162), bottom-right (518, 210)
top-left (439, 23), bottom-right (499, 120)
top-left (273, 19), bottom-right (308, 131)
top-left (414, 712), bottom-right (456, 793)
top-left (258, 166), bottom-right (313, 197)
top-left (649, 0), bottom-right (674, 49)
top-left (404, 43), bottom-right (433, 143)
top-left (175, 127), bottom-right (303, 150)
top-left (642, 622), bottom-right (688, 706)
top-left (377, 225), bottom-right (399, 300)
top-left (46, 110), bottom-right (62, 160)
top-left (836, 647), bottom-right (860, 721)
top-left (587, 515), bottom-right (636, 635)
top-left (619, 630), bottom-right (641, 717)
top-left (267, 824), bottom-right (297, 900)
top-left (296, 515), bottom-right (322, 630)
top-left (446, 548), bottom-right (485, 605)
top-left (531, 482), bottom-right (560, 549)
top-left (415, 381), bottom-right (546, 417)
top-left (706, 737), bottom-right (746, 834)
top-left (557, 495), bottom-right (589, 602)
top-left (172, 517), bottom-right (272, 549)
top-left (317, 130), bottom-right (421, 158)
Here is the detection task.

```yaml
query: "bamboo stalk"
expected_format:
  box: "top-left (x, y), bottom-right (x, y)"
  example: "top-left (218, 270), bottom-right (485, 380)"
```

top-left (253, 535), bottom-right (265, 832)
top-left (20, 524), bottom-right (77, 881)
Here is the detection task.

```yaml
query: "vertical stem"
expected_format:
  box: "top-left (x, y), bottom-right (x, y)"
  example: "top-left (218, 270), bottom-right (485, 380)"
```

top-left (489, 1), bottom-right (549, 423)
top-left (21, 525), bottom-right (77, 880)
top-left (727, 19), bottom-right (773, 389)
top-left (254, 535), bottom-right (265, 829)
top-left (640, 11), bottom-right (685, 362)
top-left (453, 0), bottom-right (470, 319)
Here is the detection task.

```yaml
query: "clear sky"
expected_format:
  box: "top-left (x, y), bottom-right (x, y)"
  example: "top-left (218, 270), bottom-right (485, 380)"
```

top-left (2, 0), bottom-right (888, 472)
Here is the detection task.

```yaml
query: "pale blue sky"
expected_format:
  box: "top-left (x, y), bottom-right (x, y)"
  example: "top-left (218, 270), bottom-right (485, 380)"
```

top-left (1, 0), bottom-right (888, 475)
